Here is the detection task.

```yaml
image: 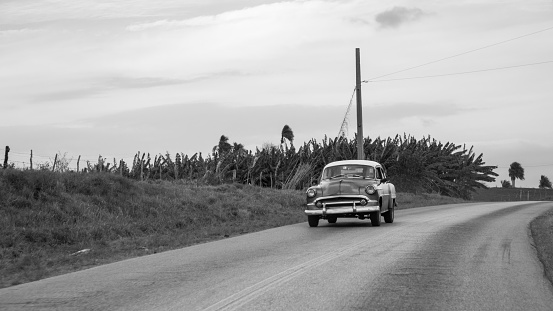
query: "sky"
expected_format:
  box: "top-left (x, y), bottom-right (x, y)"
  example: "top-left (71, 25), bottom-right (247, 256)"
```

top-left (1, 0), bottom-right (552, 188)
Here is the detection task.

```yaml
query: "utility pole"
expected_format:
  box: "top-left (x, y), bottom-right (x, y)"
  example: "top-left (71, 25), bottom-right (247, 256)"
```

top-left (355, 48), bottom-right (364, 160)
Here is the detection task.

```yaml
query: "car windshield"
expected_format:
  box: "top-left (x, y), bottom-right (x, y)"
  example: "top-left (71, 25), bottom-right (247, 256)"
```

top-left (322, 165), bottom-right (375, 180)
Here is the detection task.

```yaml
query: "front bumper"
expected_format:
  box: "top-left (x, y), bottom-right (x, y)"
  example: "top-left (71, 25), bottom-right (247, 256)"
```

top-left (305, 197), bottom-right (379, 216)
top-left (304, 205), bottom-right (379, 216)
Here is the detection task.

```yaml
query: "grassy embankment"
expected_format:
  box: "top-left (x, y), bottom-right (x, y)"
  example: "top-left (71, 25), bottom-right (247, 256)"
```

top-left (0, 169), bottom-right (550, 289)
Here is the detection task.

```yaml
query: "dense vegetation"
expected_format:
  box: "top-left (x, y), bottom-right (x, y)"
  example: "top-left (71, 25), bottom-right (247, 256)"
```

top-left (85, 134), bottom-right (497, 200)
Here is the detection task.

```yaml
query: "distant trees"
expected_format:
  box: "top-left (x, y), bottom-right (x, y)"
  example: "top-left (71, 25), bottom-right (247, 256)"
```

top-left (501, 180), bottom-right (511, 188)
top-left (211, 135), bottom-right (245, 182)
top-left (539, 175), bottom-right (552, 189)
top-left (281, 125), bottom-right (294, 148)
top-left (8, 132), bottom-right (499, 199)
top-left (508, 162), bottom-right (525, 187)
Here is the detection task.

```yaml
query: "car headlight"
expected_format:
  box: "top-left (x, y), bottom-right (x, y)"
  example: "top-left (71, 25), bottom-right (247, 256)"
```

top-left (365, 185), bottom-right (376, 195)
top-left (306, 188), bottom-right (317, 198)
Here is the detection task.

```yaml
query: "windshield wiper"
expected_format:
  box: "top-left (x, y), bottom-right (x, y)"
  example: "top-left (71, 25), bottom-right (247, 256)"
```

top-left (330, 174), bottom-right (345, 179)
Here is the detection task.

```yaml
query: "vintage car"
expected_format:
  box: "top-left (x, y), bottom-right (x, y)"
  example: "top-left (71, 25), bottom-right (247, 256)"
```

top-left (305, 160), bottom-right (396, 227)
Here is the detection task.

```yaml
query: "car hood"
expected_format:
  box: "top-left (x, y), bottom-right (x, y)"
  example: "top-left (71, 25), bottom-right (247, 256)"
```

top-left (319, 179), bottom-right (376, 196)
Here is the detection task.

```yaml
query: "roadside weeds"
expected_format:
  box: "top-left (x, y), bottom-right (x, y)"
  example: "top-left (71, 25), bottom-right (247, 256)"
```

top-left (530, 208), bottom-right (553, 287)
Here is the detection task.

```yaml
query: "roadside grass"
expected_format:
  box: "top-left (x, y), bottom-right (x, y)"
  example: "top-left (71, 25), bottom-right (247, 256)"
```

top-left (0, 170), bottom-right (307, 288)
top-left (2, 169), bottom-right (549, 289)
top-left (530, 209), bottom-right (553, 286)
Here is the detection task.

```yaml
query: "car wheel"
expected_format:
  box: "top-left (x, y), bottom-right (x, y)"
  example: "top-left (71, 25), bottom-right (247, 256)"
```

top-left (308, 215), bottom-right (319, 227)
top-left (384, 199), bottom-right (395, 223)
top-left (370, 210), bottom-right (381, 227)
top-left (327, 216), bottom-right (337, 224)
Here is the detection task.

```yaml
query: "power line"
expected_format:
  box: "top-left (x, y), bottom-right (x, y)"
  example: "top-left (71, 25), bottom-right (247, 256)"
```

top-left (364, 60), bottom-right (553, 83)
top-left (366, 25), bottom-right (553, 81)
top-left (337, 87), bottom-right (357, 138)
top-left (497, 164), bottom-right (553, 168)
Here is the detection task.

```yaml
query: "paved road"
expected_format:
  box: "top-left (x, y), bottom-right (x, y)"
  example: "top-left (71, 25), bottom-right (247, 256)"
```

top-left (1, 202), bottom-right (553, 310)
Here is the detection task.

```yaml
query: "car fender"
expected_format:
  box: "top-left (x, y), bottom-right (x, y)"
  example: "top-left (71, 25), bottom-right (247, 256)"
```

top-left (376, 183), bottom-right (390, 212)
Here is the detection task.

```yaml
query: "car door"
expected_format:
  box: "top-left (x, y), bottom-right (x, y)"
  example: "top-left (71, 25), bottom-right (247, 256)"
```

top-left (376, 166), bottom-right (390, 211)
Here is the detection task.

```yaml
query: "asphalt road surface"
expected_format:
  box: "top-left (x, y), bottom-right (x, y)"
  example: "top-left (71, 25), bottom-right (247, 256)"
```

top-left (1, 202), bottom-right (553, 311)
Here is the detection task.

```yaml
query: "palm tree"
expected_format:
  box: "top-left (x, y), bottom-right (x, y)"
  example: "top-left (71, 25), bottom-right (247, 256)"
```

top-left (508, 162), bottom-right (525, 187)
top-left (212, 135), bottom-right (232, 157)
top-left (281, 125), bottom-right (294, 148)
top-left (539, 175), bottom-right (552, 189)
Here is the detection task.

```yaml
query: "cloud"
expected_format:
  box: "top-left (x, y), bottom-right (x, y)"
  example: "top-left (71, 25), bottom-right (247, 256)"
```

top-left (105, 76), bottom-right (191, 89)
top-left (30, 102), bottom-right (346, 156)
top-left (125, 16), bottom-right (221, 31)
top-left (373, 102), bottom-right (465, 119)
top-left (374, 7), bottom-right (428, 28)
top-left (0, 28), bottom-right (44, 36)
top-left (33, 88), bottom-right (105, 102)
top-left (31, 72), bottom-right (248, 102)
top-left (60, 101), bottom-right (467, 153)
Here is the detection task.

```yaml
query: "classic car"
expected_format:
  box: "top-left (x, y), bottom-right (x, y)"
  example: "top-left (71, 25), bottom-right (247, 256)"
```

top-left (305, 160), bottom-right (396, 227)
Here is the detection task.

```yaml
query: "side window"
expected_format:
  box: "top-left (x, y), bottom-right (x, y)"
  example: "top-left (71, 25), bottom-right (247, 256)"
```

top-left (376, 167), bottom-right (382, 179)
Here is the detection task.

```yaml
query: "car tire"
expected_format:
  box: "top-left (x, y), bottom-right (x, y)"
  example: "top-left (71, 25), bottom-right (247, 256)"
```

top-left (371, 210), bottom-right (381, 227)
top-left (308, 215), bottom-right (319, 227)
top-left (384, 199), bottom-right (395, 223)
top-left (327, 216), bottom-right (337, 224)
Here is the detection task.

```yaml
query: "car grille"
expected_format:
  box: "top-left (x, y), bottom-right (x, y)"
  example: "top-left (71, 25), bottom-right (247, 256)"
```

top-left (318, 197), bottom-right (362, 208)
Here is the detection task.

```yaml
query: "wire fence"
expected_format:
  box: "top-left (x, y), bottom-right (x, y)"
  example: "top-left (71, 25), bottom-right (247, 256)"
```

top-left (1, 147), bottom-right (136, 172)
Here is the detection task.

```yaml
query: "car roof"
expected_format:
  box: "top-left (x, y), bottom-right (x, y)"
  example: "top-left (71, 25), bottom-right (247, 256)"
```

top-left (323, 160), bottom-right (381, 170)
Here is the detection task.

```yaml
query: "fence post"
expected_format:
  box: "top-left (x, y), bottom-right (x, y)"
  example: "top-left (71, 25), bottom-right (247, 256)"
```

top-left (77, 155), bottom-right (81, 172)
top-left (30, 150), bottom-right (33, 170)
top-left (3, 146), bottom-right (9, 169)
top-left (140, 153), bottom-right (145, 181)
top-left (140, 161), bottom-right (144, 181)
top-left (52, 154), bottom-right (58, 172)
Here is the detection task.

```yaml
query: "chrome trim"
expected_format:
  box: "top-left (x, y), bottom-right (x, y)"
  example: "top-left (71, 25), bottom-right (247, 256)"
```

top-left (314, 194), bottom-right (370, 202)
top-left (305, 205), bottom-right (380, 215)
top-left (307, 199), bottom-right (378, 208)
